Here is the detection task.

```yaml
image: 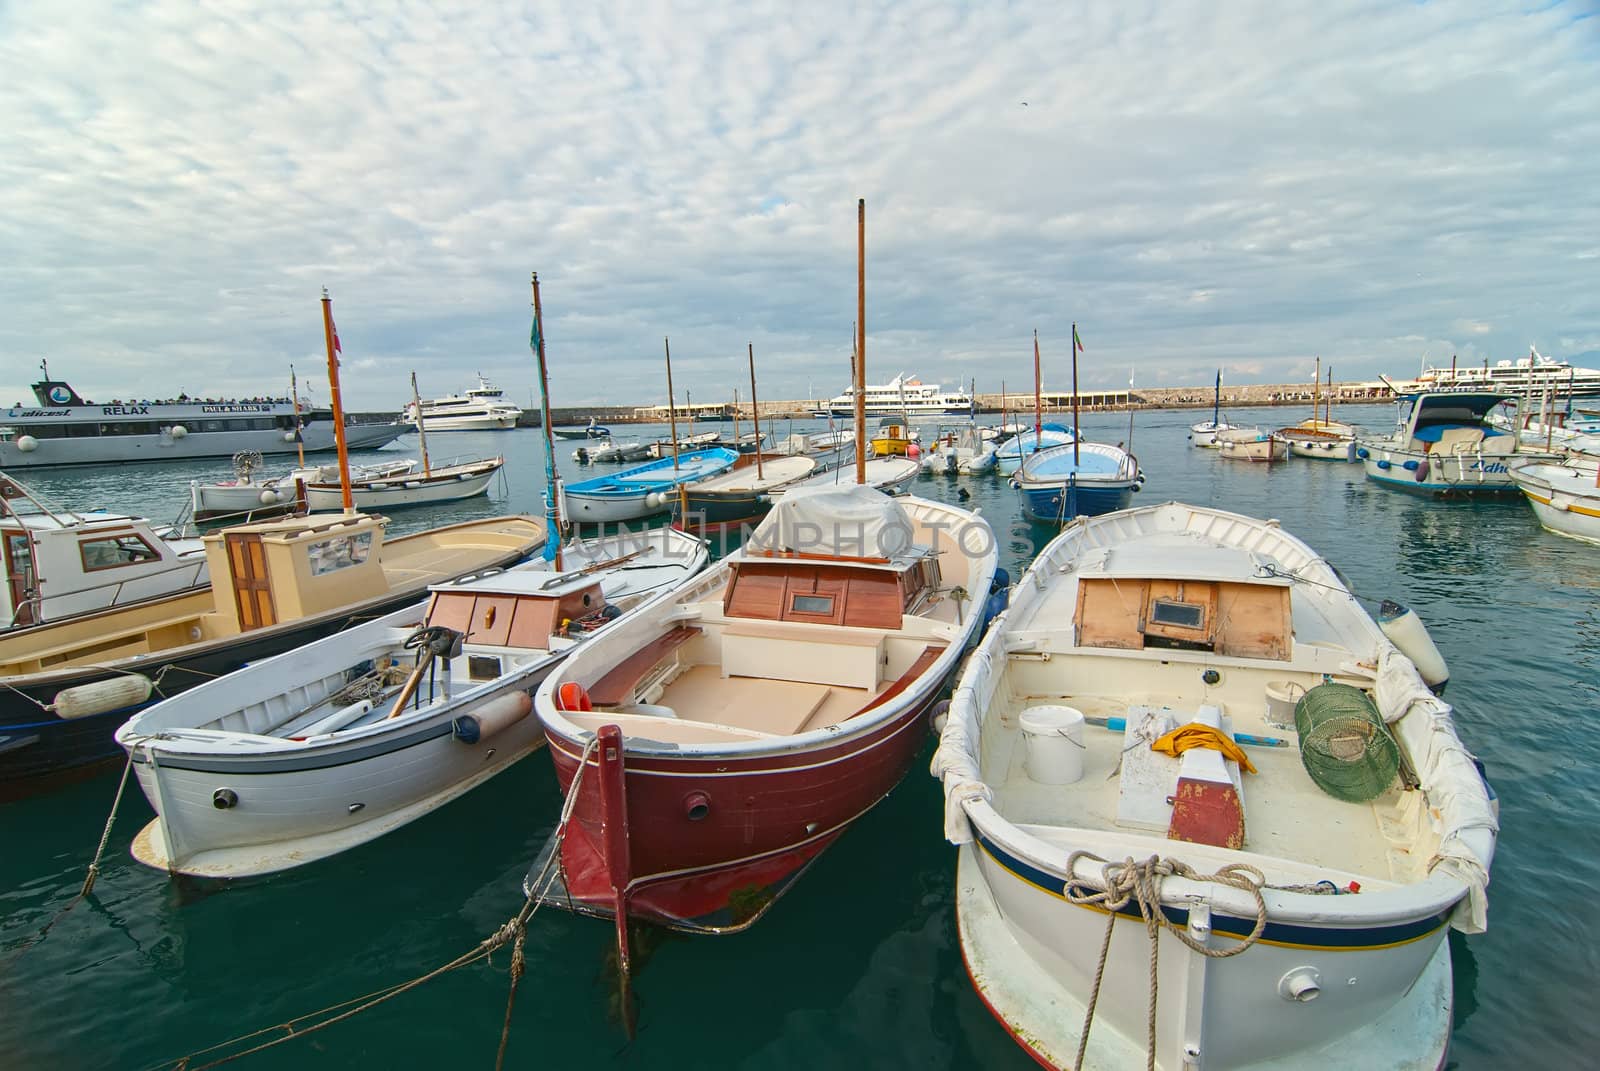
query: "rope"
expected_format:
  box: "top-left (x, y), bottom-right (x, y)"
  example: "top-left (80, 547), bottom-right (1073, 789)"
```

top-left (1063, 851), bottom-right (1269, 1071)
top-left (143, 736), bottom-right (601, 1071)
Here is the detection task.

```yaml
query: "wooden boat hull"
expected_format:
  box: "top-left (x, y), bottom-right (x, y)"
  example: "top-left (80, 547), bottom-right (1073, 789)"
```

top-left (0, 518), bottom-right (543, 798)
top-left (536, 680), bottom-right (946, 932)
top-left (1218, 436), bottom-right (1288, 462)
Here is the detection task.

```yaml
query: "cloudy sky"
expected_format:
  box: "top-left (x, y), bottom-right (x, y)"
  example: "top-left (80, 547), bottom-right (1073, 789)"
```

top-left (2, 1), bottom-right (1596, 412)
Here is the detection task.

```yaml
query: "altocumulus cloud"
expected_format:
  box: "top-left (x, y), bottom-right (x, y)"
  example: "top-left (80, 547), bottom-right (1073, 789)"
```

top-left (1, 0), bottom-right (1596, 410)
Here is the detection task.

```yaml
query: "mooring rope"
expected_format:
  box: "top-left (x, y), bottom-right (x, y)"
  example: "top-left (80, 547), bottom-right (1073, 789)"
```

top-left (143, 735), bottom-right (601, 1071)
top-left (1063, 851), bottom-right (1269, 1071)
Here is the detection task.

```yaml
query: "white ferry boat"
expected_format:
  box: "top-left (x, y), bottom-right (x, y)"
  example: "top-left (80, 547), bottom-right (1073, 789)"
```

top-left (826, 373), bottom-right (973, 419)
top-left (1405, 347), bottom-right (1600, 397)
top-left (402, 374), bottom-right (522, 430)
top-left (0, 376), bottom-right (404, 470)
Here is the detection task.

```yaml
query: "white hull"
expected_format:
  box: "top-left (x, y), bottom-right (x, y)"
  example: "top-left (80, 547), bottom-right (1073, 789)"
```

top-left (1217, 434), bottom-right (1288, 462)
top-left (1188, 420), bottom-right (1233, 448)
top-left (1287, 438), bottom-right (1356, 461)
top-left (407, 414), bottom-right (518, 431)
top-left (303, 462), bottom-right (500, 511)
top-left (0, 422), bottom-right (403, 470)
top-left (1510, 459), bottom-right (1600, 544)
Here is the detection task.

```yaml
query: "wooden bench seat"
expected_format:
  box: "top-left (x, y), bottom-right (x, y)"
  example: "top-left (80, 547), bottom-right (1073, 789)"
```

top-left (588, 625), bottom-right (702, 707)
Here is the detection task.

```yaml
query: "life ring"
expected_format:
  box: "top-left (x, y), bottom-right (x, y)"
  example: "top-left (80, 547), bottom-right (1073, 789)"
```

top-left (557, 681), bottom-right (593, 712)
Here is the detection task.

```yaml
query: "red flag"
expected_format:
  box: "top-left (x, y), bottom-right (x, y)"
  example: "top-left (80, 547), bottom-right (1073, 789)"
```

top-left (331, 318), bottom-right (343, 365)
top-left (1073, 325), bottom-right (1085, 353)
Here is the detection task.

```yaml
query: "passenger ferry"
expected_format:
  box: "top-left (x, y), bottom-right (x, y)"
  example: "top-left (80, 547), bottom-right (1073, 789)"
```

top-left (0, 376), bottom-right (404, 470)
top-left (1403, 348), bottom-right (1600, 398)
top-left (402, 374), bottom-right (522, 430)
top-left (826, 373), bottom-right (973, 419)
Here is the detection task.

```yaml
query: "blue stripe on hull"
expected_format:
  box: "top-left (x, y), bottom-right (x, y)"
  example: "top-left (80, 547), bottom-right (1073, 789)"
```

top-left (1363, 471), bottom-right (1520, 496)
top-left (976, 831), bottom-right (1451, 950)
top-left (1018, 483), bottom-right (1133, 522)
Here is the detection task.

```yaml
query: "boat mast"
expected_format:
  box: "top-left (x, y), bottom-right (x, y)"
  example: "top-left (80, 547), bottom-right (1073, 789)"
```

top-left (1311, 356), bottom-right (1320, 428)
top-left (855, 198), bottom-right (866, 485)
top-left (530, 272), bottom-right (563, 568)
top-left (748, 343), bottom-right (764, 480)
top-left (731, 387), bottom-right (740, 446)
top-left (409, 371), bottom-right (433, 477)
top-left (290, 365), bottom-right (305, 468)
top-left (1033, 330), bottom-right (1042, 453)
top-left (663, 338), bottom-right (681, 477)
top-left (1071, 322), bottom-right (1081, 465)
top-left (1213, 369), bottom-right (1222, 427)
top-left (1327, 364), bottom-right (1335, 424)
top-left (319, 288), bottom-right (354, 514)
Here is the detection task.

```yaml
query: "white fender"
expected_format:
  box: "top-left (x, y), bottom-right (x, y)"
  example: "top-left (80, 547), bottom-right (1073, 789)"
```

top-left (51, 675), bottom-right (154, 720)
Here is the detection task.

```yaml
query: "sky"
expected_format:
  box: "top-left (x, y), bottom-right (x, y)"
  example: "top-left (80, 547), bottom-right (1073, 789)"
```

top-left (2, 1), bottom-right (1597, 413)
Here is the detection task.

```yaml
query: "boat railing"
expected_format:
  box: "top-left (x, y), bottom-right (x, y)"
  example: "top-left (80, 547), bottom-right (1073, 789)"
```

top-left (6, 555), bottom-right (210, 628)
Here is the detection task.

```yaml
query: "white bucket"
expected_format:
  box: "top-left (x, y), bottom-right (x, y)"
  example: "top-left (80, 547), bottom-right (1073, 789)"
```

top-left (1264, 680), bottom-right (1305, 729)
top-left (1018, 705), bottom-right (1086, 784)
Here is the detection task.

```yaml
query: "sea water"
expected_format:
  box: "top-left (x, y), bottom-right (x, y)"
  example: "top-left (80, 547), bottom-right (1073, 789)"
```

top-left (2, 404), bottom-right (1595, 1068)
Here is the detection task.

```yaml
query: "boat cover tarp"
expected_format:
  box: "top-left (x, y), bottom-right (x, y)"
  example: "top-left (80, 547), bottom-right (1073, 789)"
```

top-left (746, 484), bottom-right (915, 560)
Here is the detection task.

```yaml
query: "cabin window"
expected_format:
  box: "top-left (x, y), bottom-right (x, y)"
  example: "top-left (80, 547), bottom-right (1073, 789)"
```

top-left (306, 531), bottom-right (373, 576)
top-left (791, 594), bottom-right (835, 615)
top-left (468, 655), bottom-right (502, 681)
top-left (79, 533), bottom-right (161, 571)
top-left (1149, 599), bottom-right (1205, 630)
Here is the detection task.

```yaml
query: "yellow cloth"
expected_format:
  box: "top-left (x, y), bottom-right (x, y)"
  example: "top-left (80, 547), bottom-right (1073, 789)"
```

top-left (1151, 724), bottom-right (1258, 775)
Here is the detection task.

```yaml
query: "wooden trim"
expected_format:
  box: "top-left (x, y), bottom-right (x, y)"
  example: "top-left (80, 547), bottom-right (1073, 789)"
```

top-left (852, 643), bottom-right (945, 716)
top-left (588, 625), bottom-right (703, 707)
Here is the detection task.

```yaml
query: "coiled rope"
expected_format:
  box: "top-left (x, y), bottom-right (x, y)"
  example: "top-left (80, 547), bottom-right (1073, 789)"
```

top-left (1063, 851), bottom-right (1268, 1071)
top-left (142, 735), bottom-right (600, 1071)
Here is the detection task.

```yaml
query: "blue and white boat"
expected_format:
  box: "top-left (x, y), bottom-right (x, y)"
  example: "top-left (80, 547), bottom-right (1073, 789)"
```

top-left (1011, 442), bottom-right (1142, 523)
top-left (561, 447), bottom-right (739, 522)
top-left (1356, 392), bottom-right (1558, 496)
top-left (994, 423), bottom-right (1076, 476)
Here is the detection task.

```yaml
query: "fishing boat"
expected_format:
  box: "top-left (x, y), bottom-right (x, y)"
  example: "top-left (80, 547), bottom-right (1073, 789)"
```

top-left (647, 431), bottom-right (722, 459)
top-left (401, 374), bottom-right (521, 431)
top-left (0, 290), bottom-right (548, 798)
top-left (994, 425), bottom-right (1076, 476)
top-left (1356, 391), bottom-right (1558, 495)
top-left (932, 501), bottom-right (1496, 1070)
top-left (115, 526), bottom-right (707, 878)
top-left (919, 423), bottom-right (997, 475)
top-left (302, 456), bottom-right (504, 512)
top-left (561, 447), bottom-right (740, 523)
top-left (529, 482), bottom-right (1003, 934)
top-left (869, 420), bottom-right (918, 457)
top-left (1011, 442), bottom-right (1142, 523)
top-left (1216, 427), bottom-right (1289, 462)
top-left (773, 455), bottom-right (921, 497)
top-left (1276, 360), bottom-right (1358, 460)
top-left (552, 418), bottom-right (612, 440)
top-left (773, 429), bottom-right (857, 472)
top-left (825, 373), bottom-right (973, 418)
top-left (1508, 455), bottom-right (1600, 544)
top-left (188, 453), bottom-right (418, 522)
top-left (668, 454), bottom-right (817, 534)
top-left (2, 474), bottom-right (208, 629)
top-left (573, 437), bottom-right (649, 464)
top-left (0, 370), bottom-right (405, 470)
top-left (1189, 369), bottom-right (1236, 447)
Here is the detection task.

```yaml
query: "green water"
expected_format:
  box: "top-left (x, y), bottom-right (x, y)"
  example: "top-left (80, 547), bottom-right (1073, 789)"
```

top-left (3, 406), bottom-right (1596, 1068)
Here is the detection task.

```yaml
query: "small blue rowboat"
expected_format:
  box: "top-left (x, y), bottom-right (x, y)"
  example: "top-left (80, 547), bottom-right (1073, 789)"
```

top-left (1012, 442), bottom-right (1142, 523)
top-left (561, 447), bottom-right (739, 522)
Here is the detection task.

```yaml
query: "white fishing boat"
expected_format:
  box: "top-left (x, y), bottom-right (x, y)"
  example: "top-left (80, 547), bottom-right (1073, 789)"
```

top-left (919, 424), bottom-right (997, 475)
top-left (188, 453), bottom-right (418, 522)
top-left (774, 429), bottom-right (857, 472)
top-left (573, 437), bottom-right (648, 464)
top-left (1275, 360), bottom-right (1358, 460)
top-left (932, 501), bottom-right (1496, 1070)
top-left (401, 374), bottom-right (522, 431)
top-left (2, 474), bottom-right (208, 629)
top-left (552, 418), bottom-right (612, 440)
top-left (0, 370), bottom-right (404, 470)
top-left (994, 424), bottom-right (1076, 476)
top-left (1216, 427), bottom-right (1289, 462)
top-left (561, 447), bottom-right (741, 523)
top-left (115, 526), bottom-right (707, 878)
top-left (302, 456), bottom-right (504, 512)
top-left (1508, 454), bottom-right (1600, 544)
top-left (647, 431), bottom-right (722, 459)
top-left (771, 455), bottom-right (921, 497)
top-left (1189, 370), bottom-right (1236, 448)
top-left (1357, 391), bottom-right (1559, 495)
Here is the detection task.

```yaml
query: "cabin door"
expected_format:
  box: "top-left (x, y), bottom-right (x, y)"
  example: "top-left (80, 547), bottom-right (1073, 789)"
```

top-left (224, 532), bottom-right (277, 631)
top-left (3, 529), bottom-right (36, 626)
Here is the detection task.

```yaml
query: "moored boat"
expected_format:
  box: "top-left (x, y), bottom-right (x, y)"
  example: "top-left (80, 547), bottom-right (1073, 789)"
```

top-left (561, 447), bottom-right (740, 523)
top-left (1275, 422), bottom-right (1357, 460)
top-left (528, 483), bottom-right (1004, 934)
top-left (1189, 370), bottom-right (1236, 447)
top-left (2, 473), bottom-right (208, 629)
top-left (1357, 391), bottom-right (1558, 495)
top-left (771, 455), bottom-right (921, 497)
top-left (1508, 454), bottom-right (1600, 544)
top-left (932, 500), bottom-right (1496, 1070)
top-left (1216, 427), bottom-right (1288, 462)
top-left (993, 424), bottom-right (1076, 476)
top-left (302, 456), bottom-right (504, 512)
top-left (668, 453), bottom-right (817, 534)
top-left (116, 526), bottom-right (707, 878)
top-left (1011, 442), bottom-right (1142, 522)
top-left (401, 374), bottom-right (522, 431)
top-left (188, 454), bottom-right (418, 522)
top-left (919, 423), bottom-right (997, 475)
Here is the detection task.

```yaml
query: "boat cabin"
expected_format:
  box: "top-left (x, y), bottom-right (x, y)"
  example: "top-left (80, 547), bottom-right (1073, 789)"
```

top-left (1392, 392), bottom-right (1518, 454)
top-left (201, 513), bottom-right (391, 633)
top-left (422, 571), bottom-right (607, 667)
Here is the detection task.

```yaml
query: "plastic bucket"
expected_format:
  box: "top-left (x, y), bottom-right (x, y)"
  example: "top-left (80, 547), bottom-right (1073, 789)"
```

top-left (1264, 680), bottom-right (1305, 729)
top-left (1018, 705), bottom-right (1086, 784)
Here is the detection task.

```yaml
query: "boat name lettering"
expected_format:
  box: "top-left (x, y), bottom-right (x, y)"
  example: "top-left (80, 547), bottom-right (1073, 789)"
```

top-left (101, 405), bottom-right (151, 416)
top-left (1470, 461), bottom-right (1508, 474)
top-left (200, 404), bottom-right (273, 414)
top-left (13, 408), bottom-right (73, 417)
